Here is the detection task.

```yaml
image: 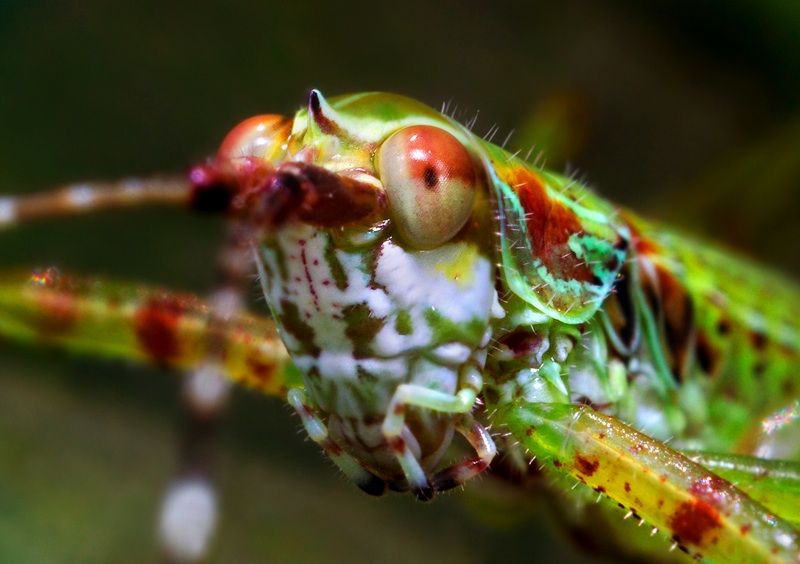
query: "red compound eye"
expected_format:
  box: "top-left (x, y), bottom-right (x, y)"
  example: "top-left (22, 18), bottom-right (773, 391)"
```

top-left (378, 125), bottom-right (477, 248)
top-left (217, 114), bottom-right (292, 164)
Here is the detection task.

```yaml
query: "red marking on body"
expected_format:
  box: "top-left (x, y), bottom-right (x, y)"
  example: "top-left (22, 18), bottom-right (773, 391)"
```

top-left (553, 459), bottom-right (562, 468)
top-left (624, 482), bottom-right (631, 493)
top-left (740, 523), bottom-right (751, 536)
top-left (670, 500), bottom-right (721, 546)
top-left (299, 244), bottom-right (321, 312)
top-left (750, 330), bottom-right (768, 351)
top-left (598, 432), bottom-right (606, 439)
top-left (504, 167), bottom-right (595, 283)
top-left (326, 440), bottom-right (343, 457)
top-left (35, 292), bottom-right (78, 335)
top-left (134, 297), bottom-right (184, 363)
top-left (659, 474), bottom-right (668, 483)
top-left (389, 437), bottom-right (406, 454)
top-left (308, 91), bottom-right (339, 134)
top-left (695, 332), bottom-right (720, 376)
top-left (246, 353), bottom-right (275, 387)
top-left (574, 455), bottom-right (600, 477)
top-left (393, 404), bottom-right (405, 416)
top-left (500, 330), bottom-right (546, 357)
top-left (623, 217), bottom-right (660, 256)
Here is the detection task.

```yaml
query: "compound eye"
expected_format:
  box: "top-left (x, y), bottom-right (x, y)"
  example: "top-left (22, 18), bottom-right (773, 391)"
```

top-left (378, 125), bottom-right (477, 249)
top-left (217, 114), bottom-right (292, 165)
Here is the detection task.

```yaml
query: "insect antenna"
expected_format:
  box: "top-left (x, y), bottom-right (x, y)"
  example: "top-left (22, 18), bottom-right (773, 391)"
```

top-left (158, 217), bottom-right (258, 563)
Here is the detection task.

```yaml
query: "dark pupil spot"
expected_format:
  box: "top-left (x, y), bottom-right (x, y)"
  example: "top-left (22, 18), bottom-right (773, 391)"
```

top-left (423, 166), bottom-right (438, 189)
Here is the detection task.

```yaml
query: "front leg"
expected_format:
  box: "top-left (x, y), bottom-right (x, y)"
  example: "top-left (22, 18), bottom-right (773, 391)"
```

top-left (287, 388), bottom-right (386, 496)
top-left (501, 402), bottom-right (799, 562)
top-left (382, 367), bottom-right (496, 500)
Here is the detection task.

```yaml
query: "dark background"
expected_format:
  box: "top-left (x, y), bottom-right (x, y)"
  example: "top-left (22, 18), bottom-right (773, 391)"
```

top-left (1, 1), bottom-right (799, 562)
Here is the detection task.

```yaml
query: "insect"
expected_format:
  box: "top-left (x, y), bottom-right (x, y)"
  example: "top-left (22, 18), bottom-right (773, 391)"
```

top-left (1, 90), bottom-right (799, 562)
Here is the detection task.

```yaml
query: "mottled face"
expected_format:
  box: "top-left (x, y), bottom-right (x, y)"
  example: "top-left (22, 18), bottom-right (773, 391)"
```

top-left (212, 91), bottom-right (501, 473)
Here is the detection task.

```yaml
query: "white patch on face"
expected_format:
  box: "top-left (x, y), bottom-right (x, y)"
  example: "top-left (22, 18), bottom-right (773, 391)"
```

top-left (317, 350), bottom-right (358, 380)
top-left (260, 223), bottom-right (393, 380)
top-left (372, 240), bottom-right (496, 357)
top-left (428, 342), bottom-right (472, 365)
top-left (409, 358), bottom-right (458, 395)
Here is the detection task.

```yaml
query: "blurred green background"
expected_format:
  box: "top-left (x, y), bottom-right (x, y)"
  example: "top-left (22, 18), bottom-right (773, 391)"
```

top-left (1, 1), bottom-right (799, 562)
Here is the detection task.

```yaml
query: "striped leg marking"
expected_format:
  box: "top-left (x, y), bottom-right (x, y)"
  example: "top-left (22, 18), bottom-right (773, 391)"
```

top-left (287, 388), bottom-right (386, 496)
top-left (382, 368), bottom-right (488, 500)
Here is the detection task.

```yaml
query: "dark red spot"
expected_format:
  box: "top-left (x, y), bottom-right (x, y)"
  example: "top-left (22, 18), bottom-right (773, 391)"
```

top-left (598, 432), bottom-right (606, 440)
top-left (326, 441), bottom-right (343, 457)
top-left (594, 486), bottom-right (606, 493)
top-left (525, 427), bottom-right (534, 437)
top-left (500, 329), bottom-right (546, 357)
top-left (507, 168), bottom-right (596, 284)
top-left (696, 332), bottom-right (719, 375)
top-left (134, 297), bottom-right (184, 363)
top-left (670, 500), bottom-right (721, 546)
top-left (574, 455), bottom-right (600, 477)
top-left (388, 437), bottom-right (405, 454)
top-left (660, 474), bottom-right (668, 483)
top-left (553, 459), bottom-right (562, 468)
top-left (35, 292), bottom-right (78, 335)
top-left (624, 482), bottom-right (631, 493)
top-left (246, 354), bottom-right (275, 387)
top-left (750, 331), bottom-right (768, 351)
top-left (393, 403), bottom-right (405, 416)
top-left (740, 523), bottom-right (751, 536)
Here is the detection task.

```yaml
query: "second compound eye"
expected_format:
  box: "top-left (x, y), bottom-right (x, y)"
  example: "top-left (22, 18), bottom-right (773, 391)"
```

top-left (377, 125), bottom-right (477, 249)
top-left (217, 114), bottom-right (292, 165)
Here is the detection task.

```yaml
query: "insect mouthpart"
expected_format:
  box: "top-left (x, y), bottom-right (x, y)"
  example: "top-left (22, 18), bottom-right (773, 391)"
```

top-left (187, 160), bottom-right (385, 229)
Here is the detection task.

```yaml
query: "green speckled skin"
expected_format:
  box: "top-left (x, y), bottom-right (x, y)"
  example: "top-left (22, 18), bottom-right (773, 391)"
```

top-left (1, 91), bottom-right (798, 562)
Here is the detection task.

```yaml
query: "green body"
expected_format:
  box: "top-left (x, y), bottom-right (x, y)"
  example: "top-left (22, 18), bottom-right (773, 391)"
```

top-left (1, 91), bottom-right (798, 562)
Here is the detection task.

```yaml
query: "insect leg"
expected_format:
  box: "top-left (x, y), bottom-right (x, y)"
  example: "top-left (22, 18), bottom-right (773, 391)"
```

top-left (502, 402), bottom-right (800, 562)
top-left (431, 415), bottom-right (497, 492)
top-left (0, 268), bottom-right (299, 396)
top-left (684, 451), bottom-right (800, 527)
top-left (287, 388), bottom-right (386, 496)
top-left (382, 368), bottom-right (485, 500)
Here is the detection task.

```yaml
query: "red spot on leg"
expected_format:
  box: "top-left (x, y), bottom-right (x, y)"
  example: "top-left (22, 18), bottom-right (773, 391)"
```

top-left (574, 454), bottom-right (600, 477)
top-left (134, 297), bottom-right (184, 363)
top-left (670, 500), bottom-right (721, 546)
top-left (389, 437), bottom-right (406, 454)
top-left (35, 292), bottom-right (78, 335)
top-left (246, 353), bottom-right (275, 388)
top-left (624, 482), bottom-right (631, 493)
